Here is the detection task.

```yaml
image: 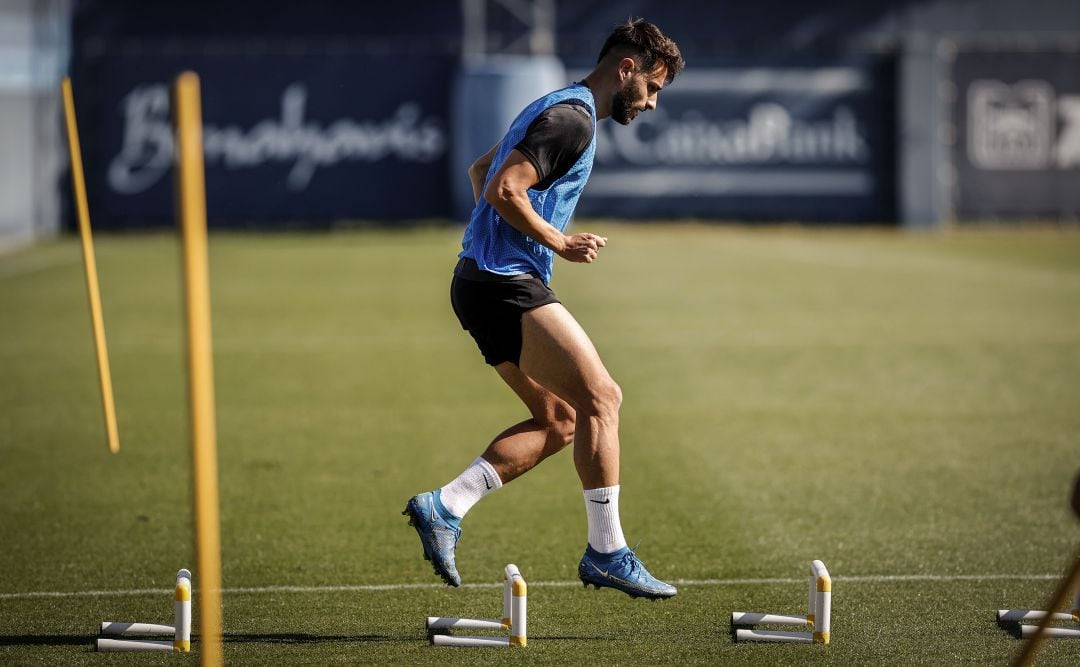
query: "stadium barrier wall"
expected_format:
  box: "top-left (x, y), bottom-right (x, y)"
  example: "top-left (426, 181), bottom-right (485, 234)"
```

top-left (63, 0), bottom-right (1079, 228)
top-left (71, 48), bottom-right (898, 227)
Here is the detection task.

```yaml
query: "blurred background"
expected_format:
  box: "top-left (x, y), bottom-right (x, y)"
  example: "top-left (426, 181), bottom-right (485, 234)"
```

top-left (1, 0), bottom-right (1078, 247)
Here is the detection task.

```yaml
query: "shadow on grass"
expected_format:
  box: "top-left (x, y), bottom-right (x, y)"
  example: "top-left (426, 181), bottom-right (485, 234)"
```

top-left (0, 633), bottom-right (395, 648)
top-left (427, 632), bottom-right (615, 642)
top-left (0, 632), bottom-right (613, 648)
top-left (528, 635), bottom-right (615, 641)
top-left (996, 619), bottom-right (1023, 640)
top-left (224, 633), bottom-right (394, 644)
top-left (0, 635), bottom-right (90, 647)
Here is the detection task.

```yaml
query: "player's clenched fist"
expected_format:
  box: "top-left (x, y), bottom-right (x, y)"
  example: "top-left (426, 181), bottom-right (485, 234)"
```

top-left (558, 233), bottom-right (608, 263)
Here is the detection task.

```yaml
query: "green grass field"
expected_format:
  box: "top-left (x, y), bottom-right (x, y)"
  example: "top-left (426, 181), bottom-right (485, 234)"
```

top-left (2, 224), bottom-right (1079, 664)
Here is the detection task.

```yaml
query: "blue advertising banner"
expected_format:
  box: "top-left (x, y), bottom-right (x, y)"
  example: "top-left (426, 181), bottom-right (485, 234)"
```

top-left (950, 49), bottom-right (1080, 219)
top-left (571, 58), bottom-right (896, 222)
top-left (72, 48), bottom-right (454, 227)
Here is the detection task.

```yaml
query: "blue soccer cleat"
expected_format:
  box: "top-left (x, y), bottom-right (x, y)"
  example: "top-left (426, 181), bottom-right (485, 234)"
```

top-left (403, 490), bottom-right (462, 587)
top-left (578, 544), bottom-right (677, 600)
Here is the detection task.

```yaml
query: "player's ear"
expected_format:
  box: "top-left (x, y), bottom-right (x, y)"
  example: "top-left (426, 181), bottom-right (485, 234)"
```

top-left (618, 57), bottom-right (636, 81)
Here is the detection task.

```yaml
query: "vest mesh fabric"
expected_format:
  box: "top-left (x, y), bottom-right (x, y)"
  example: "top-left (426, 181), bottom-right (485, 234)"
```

top-left (460, 84), bottom-right (597, 285)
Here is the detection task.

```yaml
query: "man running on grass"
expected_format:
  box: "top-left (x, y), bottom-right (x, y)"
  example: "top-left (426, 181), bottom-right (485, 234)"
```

top-left (404, 18), bottom-right (684, 600)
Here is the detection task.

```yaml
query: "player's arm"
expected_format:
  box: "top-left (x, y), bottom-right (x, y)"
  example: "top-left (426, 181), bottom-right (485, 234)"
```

top-left (483, 150), bottom-right (606, 264)
top-left (467, 143), bottom-right (500, 205)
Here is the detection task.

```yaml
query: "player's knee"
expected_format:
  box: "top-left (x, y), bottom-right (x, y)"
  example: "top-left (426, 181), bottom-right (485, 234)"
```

top-left (583, 378), bottom-right (622, 422)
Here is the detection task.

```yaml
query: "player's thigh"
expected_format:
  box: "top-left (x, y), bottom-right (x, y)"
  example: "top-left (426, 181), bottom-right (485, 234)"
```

top-left (518, 302), bottom-right (615, 409)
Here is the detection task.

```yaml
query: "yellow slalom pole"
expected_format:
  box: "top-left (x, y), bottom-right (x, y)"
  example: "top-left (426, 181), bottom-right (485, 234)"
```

top-left (60, 77), bottom-right (120, 455)
top-left (172, 71), bottom-right (223, 667)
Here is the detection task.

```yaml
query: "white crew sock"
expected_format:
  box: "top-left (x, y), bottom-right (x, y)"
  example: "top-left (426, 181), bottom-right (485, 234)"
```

top-left (583, 485), bottom-right (628, 554)
top-left (438, 457), bottom-right (503, 519)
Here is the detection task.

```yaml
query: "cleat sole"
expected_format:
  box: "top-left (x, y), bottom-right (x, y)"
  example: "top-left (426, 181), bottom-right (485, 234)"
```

top-left (403, 504), bottom-right (434, 562)
top-left (578, 578), bottom-right (675, 600)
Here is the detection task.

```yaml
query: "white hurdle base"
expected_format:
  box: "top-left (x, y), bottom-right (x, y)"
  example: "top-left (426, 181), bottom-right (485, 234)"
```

top-left (732, 560), bottom-right (831, 645)
top-left (427, 563), bottom-right (526, 648)
top-left (1020, 625), bottom-right (1080, 639)
top-left (997, 610), bottom-right (1077, 623)
top-left (432, 635), bottom-right (512, 647)
top-left (736, 629), bottom-right (813, 644)
top-left (100, 622), bottom-right (176, 636)
top-left (96, 638), bottom-right (175, 652)
top-left (96, 568), bottom-right (192, 653)
top-left (732, 612), bottom-right (809, 626)
top-left (427, 617), bottom-right (505, 631)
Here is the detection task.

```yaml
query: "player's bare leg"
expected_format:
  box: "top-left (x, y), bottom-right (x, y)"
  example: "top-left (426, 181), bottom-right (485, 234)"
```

top-left (519, 304), bottom-right (621, 487)
top-left (479, 364), bottom-right (576, 482)
top-left (403, 353), bottom-right (574, 586)
top-left (519, 303), bottom-right (676, 599)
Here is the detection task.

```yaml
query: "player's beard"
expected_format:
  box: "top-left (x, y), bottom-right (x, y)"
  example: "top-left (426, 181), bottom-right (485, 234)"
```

top-left (611, 77), bottom-right (640, 125)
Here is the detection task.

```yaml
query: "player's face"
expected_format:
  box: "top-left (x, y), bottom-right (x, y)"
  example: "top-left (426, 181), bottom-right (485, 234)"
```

top-left (611, 63), bottom-right (669, 125)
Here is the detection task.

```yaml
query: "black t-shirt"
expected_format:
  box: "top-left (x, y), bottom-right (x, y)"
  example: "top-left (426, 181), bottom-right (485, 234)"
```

top-left (513, 101), bottom-right (593, 191)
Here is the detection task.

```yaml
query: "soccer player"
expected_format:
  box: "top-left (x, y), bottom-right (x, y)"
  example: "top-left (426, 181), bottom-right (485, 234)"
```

top-left (404, 18), bottom-right (684, 599)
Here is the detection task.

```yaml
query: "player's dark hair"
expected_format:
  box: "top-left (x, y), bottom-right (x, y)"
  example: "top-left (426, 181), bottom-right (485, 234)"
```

top-left (597, 18), bottom-right (684, 83)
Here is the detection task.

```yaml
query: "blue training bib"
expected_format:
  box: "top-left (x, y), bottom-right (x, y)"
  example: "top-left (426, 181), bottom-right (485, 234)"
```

top-left (459, 84), bottom-right (597, 285)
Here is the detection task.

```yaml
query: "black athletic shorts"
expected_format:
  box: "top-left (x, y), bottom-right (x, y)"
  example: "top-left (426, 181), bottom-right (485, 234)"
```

top-left (450, 257), bottom-right (560, 367)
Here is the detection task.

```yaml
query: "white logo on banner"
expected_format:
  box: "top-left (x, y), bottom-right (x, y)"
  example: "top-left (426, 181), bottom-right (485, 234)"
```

top-left (967, 79), bottom-right (1059, 169)
top-left (108, 84), bottom-right (446, 194)
top-left (597, 103), bottom-right (867, 166)
top-left (588, 103), bottom-right (871, 197)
